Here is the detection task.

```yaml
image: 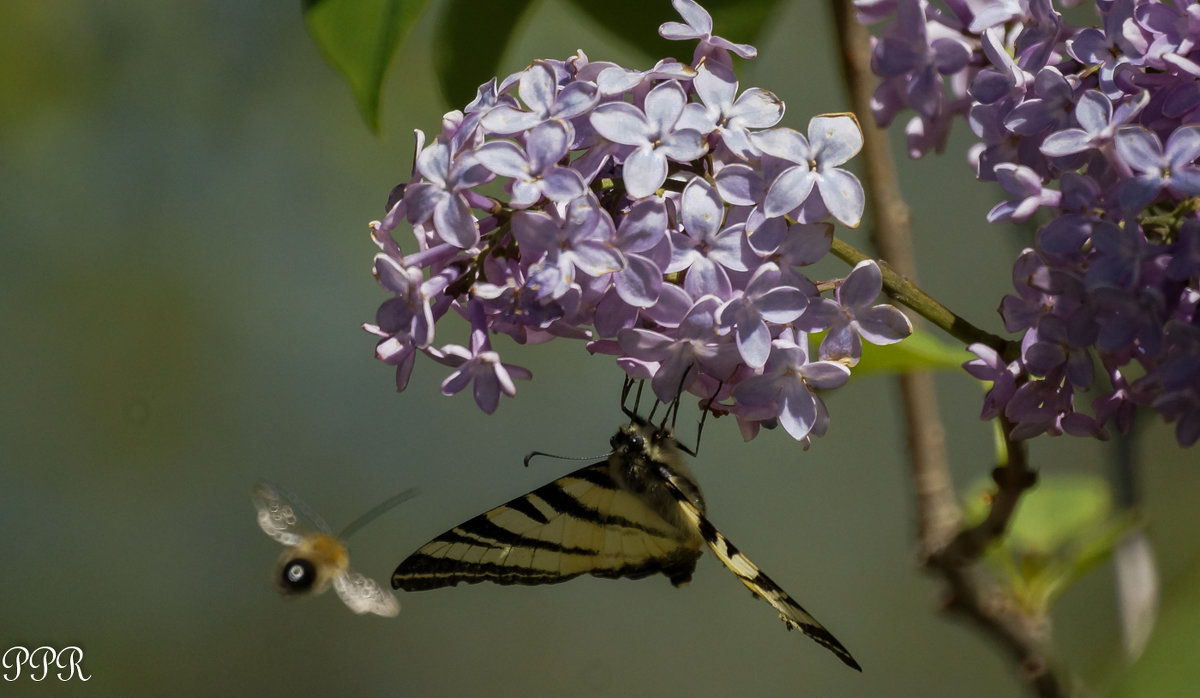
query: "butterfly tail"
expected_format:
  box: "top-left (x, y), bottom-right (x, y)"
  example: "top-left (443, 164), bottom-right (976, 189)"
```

top-left (660, 472), bottom-right (862, 671)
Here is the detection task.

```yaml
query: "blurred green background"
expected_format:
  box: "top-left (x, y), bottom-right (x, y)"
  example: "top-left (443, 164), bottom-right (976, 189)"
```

top-left (2, 1), bottom-right (1197, 696)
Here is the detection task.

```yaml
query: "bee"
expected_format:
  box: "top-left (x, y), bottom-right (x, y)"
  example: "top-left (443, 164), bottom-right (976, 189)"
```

top-left (252, 481), bottom-right (416, 617)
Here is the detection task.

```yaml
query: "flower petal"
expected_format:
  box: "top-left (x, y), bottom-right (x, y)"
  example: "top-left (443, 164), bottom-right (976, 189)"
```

top-left (590, 103), bottom-right (652, 146)
top-left (809, 115), bottom-right (863, 167)
top-left (763, 165), bottom-right (816, 218)
top-left (839, 260), bottom-right (883, 309)
top-left (622, 146), bottom-right (668, 198)
top-left (816, 167), bottom-right (865, 227)
top-left (681, 177), bottom-right (724, 238)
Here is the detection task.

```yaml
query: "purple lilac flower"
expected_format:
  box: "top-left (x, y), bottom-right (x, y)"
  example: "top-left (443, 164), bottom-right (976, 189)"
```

top-left (815, 259), bottom-right (913, 365)
top-left (610, 197), bottom-right (670, 308)
top-left (511, 193), bottom-right (626, 296)
top-left (716, 262), bottom-right (808, 369)
top-left (752, 115), bottom-right (867, 227)
top-left (589, 80), bottom-right (706, 198)
top-left (1039, 90), bottom-right (1148, 157)
top-left (963, 343), bottom-right (1021, 420)
top-left (618, 296), bottom-right (741, 403)
top-left (473, 120), bottom-right (587, 207)
top-left (480, 60), bottom-right (599, 135)
top-left (667, 176), bottom-right (753, 299)
top-left (987, 164), bottom-right (1063, 223)
top-left (405, 138), bottom-right (493, 248)
top-left (734, 328), bottom-right (852, 442)
top-left (857, 0), bottom-right (1200, 445)
top-left (363, 1), bottom-right (910, 441)
top-left (439, 301), bottom-right (532, 414)
top-left (689, 63), bottom-right (784, 158)
top-left (658, 0), bottom-right (757, 70)
top-left (1114, 124), bottom-right (1200, 210)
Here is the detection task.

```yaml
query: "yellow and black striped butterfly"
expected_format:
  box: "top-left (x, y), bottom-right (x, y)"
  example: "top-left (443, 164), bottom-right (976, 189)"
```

top-left (392, 381), bottom-right (860, 670)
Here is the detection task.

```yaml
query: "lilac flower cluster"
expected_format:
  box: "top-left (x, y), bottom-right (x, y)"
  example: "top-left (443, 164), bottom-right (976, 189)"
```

top-left (857, 0), bottom-right (1200, 445)
top-left (364, 0), bottom-right (912, 443)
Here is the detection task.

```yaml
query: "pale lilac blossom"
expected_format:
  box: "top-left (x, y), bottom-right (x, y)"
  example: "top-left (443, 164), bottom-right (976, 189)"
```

top-left (818, 260), bottom-right (913, 365)
top-left (752, 115), bottom-right (866, 227)
top-left (589, 80), bottom-right (706, 198)
top-left (364, 1), bottom-right (901, 439)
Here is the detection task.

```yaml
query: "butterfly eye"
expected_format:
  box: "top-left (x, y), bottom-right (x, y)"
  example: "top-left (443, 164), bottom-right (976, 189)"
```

top-left (611, 431), bottom-right (644, 452)
top-left (280, 558), bottom-right (317, 593)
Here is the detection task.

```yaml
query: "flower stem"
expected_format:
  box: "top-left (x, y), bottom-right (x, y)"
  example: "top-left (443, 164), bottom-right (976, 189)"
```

top-left (829, 236), bottom-right (1018, 360)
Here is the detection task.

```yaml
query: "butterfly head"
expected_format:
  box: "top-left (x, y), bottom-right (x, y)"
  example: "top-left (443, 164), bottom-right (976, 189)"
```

top-left (608, 415), bottom-right (706, 521)
top-left (611, 417), bottom-right (679, 470)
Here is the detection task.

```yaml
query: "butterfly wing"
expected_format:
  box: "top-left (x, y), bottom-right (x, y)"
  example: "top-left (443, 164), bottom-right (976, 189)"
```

top-left (657, 467), bottom-right (862, 671)
top-left (252, 481), bottom-right (332, 547)
top-left (392, 463), bottom-right (703, 591)
top-left (333, 570), bottom-right (402, 617)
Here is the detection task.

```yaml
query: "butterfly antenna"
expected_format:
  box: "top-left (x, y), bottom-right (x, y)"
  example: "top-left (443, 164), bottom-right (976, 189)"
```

top-left (337, 487), bottom-right (419, 540)
top-left (524, 449), bottom-right (610, 467)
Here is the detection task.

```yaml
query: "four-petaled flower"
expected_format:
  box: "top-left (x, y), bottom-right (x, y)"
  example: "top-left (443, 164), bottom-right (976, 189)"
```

top-left (474, 120), bottom-right (586, 208)
top-left (589, 80), bottom-right (706, 198)
top-left (481, 60), bottom-right (599, 135)
top-left (734, 329), bottom-right (852, 441)
top-left (716, 262), bottom-right (808, 369)
top-left (816, 260), bottom-right (913, 365)
top-left (659, 0), bottom-right (757, 69)
top-left (688, 63), bottom-right (784, 158)
top-left (512, 193), bottom-right (626, 297)
top-left (753, 115), bottom-right (866, 227)
top-left (405, 138), bottom-right (493, 248)
top-left (440, 302), bottom-right (533, 414)
top-left (667, 176), bottom-right (753, 299)
top-left (618, 296), bottom-right (740, 403)
top-left (1114, 124), bottom-right (1200, 210)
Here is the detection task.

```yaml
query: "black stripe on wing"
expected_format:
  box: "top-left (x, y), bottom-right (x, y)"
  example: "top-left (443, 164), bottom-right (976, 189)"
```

top-left (393, 463), bottom-right (702, 591)
top-left (657, 468), bottom-right (862, 671)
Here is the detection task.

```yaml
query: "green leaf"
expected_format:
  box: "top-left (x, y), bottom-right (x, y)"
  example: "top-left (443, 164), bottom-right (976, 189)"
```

top-left (964, 474), bottom-right (1133, 613)
top-left (851, 327), bottom-right (973, 375)
top-left (432, 0), bottom-right (537, 108)
top-left (1009, 474), bottom-right (1113, 554)
top-left (965, 473), bottom-right (1113, 555)
top-left (303, 0), bottom-right (431, 133)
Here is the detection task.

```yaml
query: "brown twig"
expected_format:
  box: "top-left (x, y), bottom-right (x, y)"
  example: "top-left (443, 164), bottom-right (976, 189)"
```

top-left (829, 2), bottom-right (1066, 695)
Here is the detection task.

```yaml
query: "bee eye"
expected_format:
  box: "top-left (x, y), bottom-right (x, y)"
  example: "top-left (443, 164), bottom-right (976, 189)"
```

top-left (280, 558), bottom-right (317, 592)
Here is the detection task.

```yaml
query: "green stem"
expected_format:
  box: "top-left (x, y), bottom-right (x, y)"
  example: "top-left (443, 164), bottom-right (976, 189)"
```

top-left (830, 236), bottom-right (1018, 360)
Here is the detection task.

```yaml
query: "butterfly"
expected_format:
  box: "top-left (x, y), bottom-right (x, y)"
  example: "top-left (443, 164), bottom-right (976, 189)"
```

top-left (392, 380), bottom-right (860, 669)
top-left (252, 481), bottom-right (416, 617)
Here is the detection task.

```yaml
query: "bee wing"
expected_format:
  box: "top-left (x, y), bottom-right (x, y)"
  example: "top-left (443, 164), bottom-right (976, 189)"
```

top-left (252, 481), bottom-right (333, 546)
top-left (333, 570), bottom-right (401, 617)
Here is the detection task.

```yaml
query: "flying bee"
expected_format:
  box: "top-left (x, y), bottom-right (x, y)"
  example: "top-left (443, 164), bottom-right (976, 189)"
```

top-left (252, 481), bottom-right (417, 617)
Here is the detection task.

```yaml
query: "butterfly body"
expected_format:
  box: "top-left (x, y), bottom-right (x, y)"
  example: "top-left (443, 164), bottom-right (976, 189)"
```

top-left (392, 413), bottom-right (861, 670)
top-left (607, 419), bottom-right (706, 532)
